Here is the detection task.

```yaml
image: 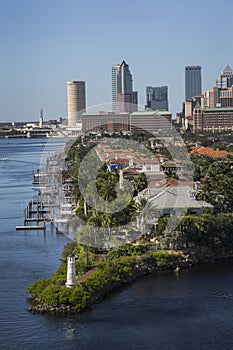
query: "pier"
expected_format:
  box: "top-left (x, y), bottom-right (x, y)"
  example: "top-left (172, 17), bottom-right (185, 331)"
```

top-left (16, 225), bottom-right (46, 231)
top-left (16, 199), bottom-right (49, 231)
top-left (17, 151), bottom-right (75, 235)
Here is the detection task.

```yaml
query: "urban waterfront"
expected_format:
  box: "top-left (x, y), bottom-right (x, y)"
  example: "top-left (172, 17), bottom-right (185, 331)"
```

top-left (0, 138), bottom-right (233, 350)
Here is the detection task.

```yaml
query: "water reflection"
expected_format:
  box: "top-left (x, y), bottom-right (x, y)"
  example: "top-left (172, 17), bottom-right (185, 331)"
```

top-left (63, 319), bottom-right (75, 340)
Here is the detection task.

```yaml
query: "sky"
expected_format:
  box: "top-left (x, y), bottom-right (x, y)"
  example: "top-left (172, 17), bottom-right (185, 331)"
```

top-left (0, 0), bottom-right (233, 122)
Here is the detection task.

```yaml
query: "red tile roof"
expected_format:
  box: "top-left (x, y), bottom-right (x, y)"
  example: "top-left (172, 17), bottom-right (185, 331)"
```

top-left (190, 147), bottom-right (233, 158)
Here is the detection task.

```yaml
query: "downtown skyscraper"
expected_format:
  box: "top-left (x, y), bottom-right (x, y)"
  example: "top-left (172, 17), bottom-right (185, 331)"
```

top-left (67, 81), bottom-right (86, 127)
top-left (145, 86), bottom-right (169, 111)
top-left (185, 65), bottom-right (202, 100)
top-left (112, 60), bottom-right (138, 113)
top-left (216, 65), bottom-right (233, 89)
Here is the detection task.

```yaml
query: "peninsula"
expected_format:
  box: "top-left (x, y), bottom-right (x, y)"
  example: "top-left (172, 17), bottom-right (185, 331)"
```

top-left (27, 130), bottom-right (233, 314)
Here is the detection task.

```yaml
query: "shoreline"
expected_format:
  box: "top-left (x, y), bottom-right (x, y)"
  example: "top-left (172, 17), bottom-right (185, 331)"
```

top-left (28, 247), bottom-right (233, 315)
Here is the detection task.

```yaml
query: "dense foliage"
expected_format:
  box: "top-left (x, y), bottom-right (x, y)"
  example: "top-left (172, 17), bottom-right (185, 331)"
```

top-left (64, 135), bottom-right (148, 232)
top-left (156, 213), bottom-right (233, 255)
top-left (182, 130), bottom-right (233, 150)
top-left (27, 243), bottom-right (97, 310)
top-left (191, 155), bottom-right (233, 212)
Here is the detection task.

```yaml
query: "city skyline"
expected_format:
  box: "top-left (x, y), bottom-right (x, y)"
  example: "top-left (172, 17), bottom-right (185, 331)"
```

top-left (1, 0), bottom-right (233, 121)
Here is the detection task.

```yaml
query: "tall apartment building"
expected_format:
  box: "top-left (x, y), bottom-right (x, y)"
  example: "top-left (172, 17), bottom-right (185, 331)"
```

top-left (112, 60), bottom-right (138, 113)
top-left (216, 65), bottom-right (233, 88)
top-left (185, 65), bottom-right (202, 100)
top-left (145, 86), bottom-right (169, 111)
top-left (67, 81), bottom-right (86, 127)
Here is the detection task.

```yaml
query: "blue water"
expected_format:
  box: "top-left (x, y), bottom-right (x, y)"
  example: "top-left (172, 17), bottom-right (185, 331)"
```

top-left (0, 138), bottom-right (233, 350)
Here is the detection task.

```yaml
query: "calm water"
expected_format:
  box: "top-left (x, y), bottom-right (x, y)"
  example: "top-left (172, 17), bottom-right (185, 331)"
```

top-left (0, 138), bottom-right (233, 350)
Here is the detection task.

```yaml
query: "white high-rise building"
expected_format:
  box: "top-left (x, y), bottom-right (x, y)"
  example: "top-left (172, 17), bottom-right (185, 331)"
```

top-left (67, 81), bottom-right (86, 127)
top-left (112, 64), bottom-right (121, 112)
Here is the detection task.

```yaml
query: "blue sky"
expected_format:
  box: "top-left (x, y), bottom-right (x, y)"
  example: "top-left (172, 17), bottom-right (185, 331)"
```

top-left (0, 0), bottom-right (233, 122)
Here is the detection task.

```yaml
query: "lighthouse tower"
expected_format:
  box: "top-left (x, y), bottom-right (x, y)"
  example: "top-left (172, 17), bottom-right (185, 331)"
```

top-left (65, 254), bottom-right (76, 288)
top-left (39, 108), bottom-right (43, 128)
top-left (119, 169), bottom-right (124, 189)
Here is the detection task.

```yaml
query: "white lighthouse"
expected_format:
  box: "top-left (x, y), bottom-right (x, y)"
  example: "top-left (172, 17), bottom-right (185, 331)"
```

top-left (119, 169), bottom-right (124, 189)
top-left (65, 254), bottom-right (76, 288)
top-left (39, 108), bottom-right (43, 128)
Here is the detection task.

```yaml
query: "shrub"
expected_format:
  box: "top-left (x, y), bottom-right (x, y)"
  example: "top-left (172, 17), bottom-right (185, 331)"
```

top-left (41, 284), bottom-right (61, 306)
top-left (146, 251), bottom-right (178, 266)
top-left (26, 279), bottom-right (50, 297)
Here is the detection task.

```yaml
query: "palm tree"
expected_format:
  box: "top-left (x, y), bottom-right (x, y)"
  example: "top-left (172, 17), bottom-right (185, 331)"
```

top-left (164, 168), bottom-right (179, 180)
top-left (132, 172), bottom-right (148, 193)
top-left (132, 197), bottom-right (157, 236)
top-left (100, 212), bottom-right (115, 239)
top-left (98, 182), bottom-right (117, 201)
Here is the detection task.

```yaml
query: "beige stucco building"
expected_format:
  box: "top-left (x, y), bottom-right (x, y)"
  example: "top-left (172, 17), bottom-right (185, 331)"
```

top-left (67, 81), bottom-right (86, 127)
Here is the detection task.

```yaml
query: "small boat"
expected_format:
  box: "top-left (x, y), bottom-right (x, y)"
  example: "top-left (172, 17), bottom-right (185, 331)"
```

top-left (31, 186), bottom-right (47, 191)
top-left (32, 172), bottom-right (47, 184)
top-left (174, 266), bottom-right (180, 273)
top-left (1, 157), bottom-right (8, 161)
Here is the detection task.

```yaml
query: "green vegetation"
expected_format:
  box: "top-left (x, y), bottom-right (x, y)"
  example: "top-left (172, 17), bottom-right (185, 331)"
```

top-left (191, 154), bottom-right (233, 213)
top-left (27, 278), bottom-right (91, 309)
top-left (182, 130), bottom-right (233, 150)
top-left (182, 130), bottom-right (215, 148)
top-left (27, 243), bottom-right (96, 311)
top-left (29, 211), bottom-right (233, 313)
top-left (64, 135), bottom-right (148, 231)
top-left (27, 212), bottom-right (233, 312)
top-left (27, 242), bottom-right (181, 313)
top-left (155, 213), bottom-right (233, 256)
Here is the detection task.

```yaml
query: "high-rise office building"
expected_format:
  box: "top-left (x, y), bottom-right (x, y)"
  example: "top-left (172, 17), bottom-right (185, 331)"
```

top-left (132, 91), bottom-right (138, 112)
top-left (216, 65), bottom-right (233, 89)
top-left (145, 86), bottom-right (169, 111)
top-left (112, 60), bottom-right (138, 112)
top-left (185, 65), bottom-right (202, 100)
top-left (67, 81), bottom-right (86, 127)
top-left (112, 64), bottom-right (121, 112)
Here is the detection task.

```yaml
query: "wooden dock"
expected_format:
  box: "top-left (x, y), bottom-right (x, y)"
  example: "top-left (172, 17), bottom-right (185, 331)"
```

top-left (16, 225), bottom-right (46, 231)
top-left (16, 198), bottom-right (48, 231)
top-left (29, 210), bottom-right (47, 214)
top-left (24, 217), bottom-right (46, 222)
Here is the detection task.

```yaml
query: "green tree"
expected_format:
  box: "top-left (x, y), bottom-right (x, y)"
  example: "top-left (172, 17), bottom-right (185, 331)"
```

top-left (132, 172), bottom-right (148, 193)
